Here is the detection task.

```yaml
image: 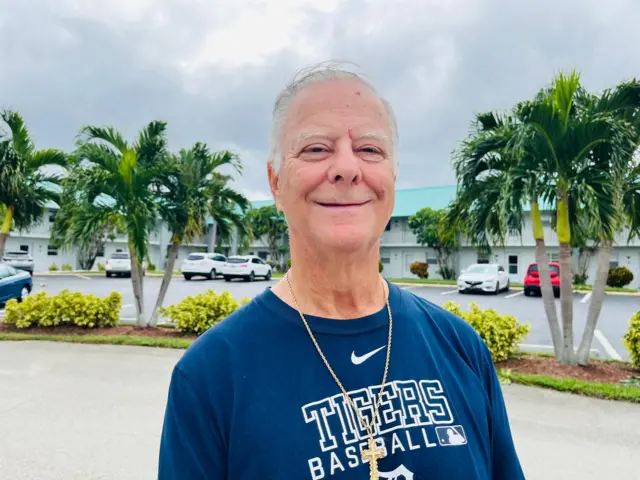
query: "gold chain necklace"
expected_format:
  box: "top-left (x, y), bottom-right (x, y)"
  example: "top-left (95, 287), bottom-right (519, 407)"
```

top-left (285, 272), bottom-right (392, 480)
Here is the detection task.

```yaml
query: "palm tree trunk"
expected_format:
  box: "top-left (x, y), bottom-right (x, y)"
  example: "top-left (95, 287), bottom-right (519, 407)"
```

top-left (209, 221), bottom-right (217, 253)
top-left (149, 236), bottom-right (180, 327)
top-left (531, 201), bottom-right (563, 358)
top-left (557, 195), bottom-right (576, 365)
top-left (128, 241), bottom-right (146, 328)
top-left (0, 206), bottom-right (14, 258)
top-left (576, 238), bottom-right (613, 365)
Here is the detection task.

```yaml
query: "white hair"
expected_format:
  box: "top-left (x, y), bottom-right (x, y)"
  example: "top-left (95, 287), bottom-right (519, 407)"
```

top-left (268, 60), bottom-right (399, 173)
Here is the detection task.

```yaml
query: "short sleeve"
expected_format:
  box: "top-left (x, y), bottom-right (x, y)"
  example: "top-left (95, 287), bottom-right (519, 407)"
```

top-left (158, 365), bottom-right (227, 479)
top-left (479, 345), bottom-right (526, 480)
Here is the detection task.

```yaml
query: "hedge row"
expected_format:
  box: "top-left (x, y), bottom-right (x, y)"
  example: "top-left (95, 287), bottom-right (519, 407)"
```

top-left (4, 290), bottom-right (122, 329)
top-left (3, 289), bottom-right (640, 368)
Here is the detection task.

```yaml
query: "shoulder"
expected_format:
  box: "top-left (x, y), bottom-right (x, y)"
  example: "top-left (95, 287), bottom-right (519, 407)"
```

top-left (396, 286), bottom-right (490, 368)
top-left (174, 292), bottom-right (272, 383)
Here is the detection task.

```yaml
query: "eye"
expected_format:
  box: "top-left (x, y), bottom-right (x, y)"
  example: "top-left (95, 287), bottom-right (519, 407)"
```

top-left (303, 145), bottom-right (329, 154)
top-left (358, 145), bottom-right (385, 160)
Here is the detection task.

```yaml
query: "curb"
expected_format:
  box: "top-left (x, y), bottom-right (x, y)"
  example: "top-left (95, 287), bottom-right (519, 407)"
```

top-left (392, 282), bottom-right (640, 296)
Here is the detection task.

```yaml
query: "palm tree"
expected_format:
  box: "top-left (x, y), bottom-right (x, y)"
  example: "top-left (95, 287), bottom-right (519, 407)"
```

top-left (50, 167), bottom-right (125, 270)
top-left (0, 110), bottom-right (67, 257)
top-left (575, 80), bottom-right (640, 365)
top-left (73, 122), bottom-right (169, 327)
top-left (449, 111), bottom-right (564, 358)
top-left (149, 143), bottom-right (249, 326)
top-left (510, 71), bottom-right (634, 364)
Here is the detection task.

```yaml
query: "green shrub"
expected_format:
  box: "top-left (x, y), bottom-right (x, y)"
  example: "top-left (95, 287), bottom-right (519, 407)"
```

top-left (97, 263), bottom-right (105, 272)
top-left (266, 260), bottom-right (276, 269)
top-left (607, 266), bottom-right (634, 288)
top-left (147, 263), bottom-right (157, 272)
top-left (160, 289), bottom-right (250, 335)
top-left (624, 311), bottom-right (640, 370)
top-left (3, 290), bottom-right (122, 329)
top-left (379, 260), bottom-right (384, 273)
top-left (442, 301), bottom-right (530, 362)
top-left (410, 261), bottom-right (429, 279)
top-left (287, 259), bottom-right (292, 268)
top-left (48, 263), bottom-right (59, 272)
top-left (574, 272), bottom-right (588, 285)
top-left (61, 264), bottom-right (72, 271)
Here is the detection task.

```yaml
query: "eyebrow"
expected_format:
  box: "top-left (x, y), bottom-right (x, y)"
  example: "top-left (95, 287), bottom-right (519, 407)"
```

top-left (293, 131), bottom-right (389, 147)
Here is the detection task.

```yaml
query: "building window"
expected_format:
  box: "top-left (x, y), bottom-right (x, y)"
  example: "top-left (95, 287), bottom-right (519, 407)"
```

top-left (47, 245), bottom-right (58, 256)
top-left (508, 255), bottom-right (518, 275)
top-left (609, 260), bottom-right (619, 268)
top-left (548, 252), bottom-right (560, 262)
top-left (96, 245), bottom-right (105, 257)
top-left (477, 253), bottom-right (490, 264)
top-left (19, 245), bottom-right (29, 253)
top-left (384, 221), bottom-right (391, 231)
top-left (258, 251), bottom-right (268, 260)
top-left (381, 257), bottom-right (391, 264)
top-left (49, 210), bottom-right (57, 223)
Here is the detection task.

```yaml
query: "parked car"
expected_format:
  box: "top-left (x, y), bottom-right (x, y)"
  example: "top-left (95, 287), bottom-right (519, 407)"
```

top-left (105, 252), bottom-right (146, 278)
top-left (0, 263), bottom-right (32, 304)
top-left (181, 252), bottom-right (227, 280)
top-left (457, 263), bottom-right (510, 294)
top-left (221, 255), bottom-right (272, 282)
top-left (1, 251), bottom-right (35, 275)
top-left (523, 261), bottom-right (561, 297)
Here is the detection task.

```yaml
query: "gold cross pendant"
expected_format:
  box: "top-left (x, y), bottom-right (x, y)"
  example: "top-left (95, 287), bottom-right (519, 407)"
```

top-left (361, 437), bottom-right (385, 479)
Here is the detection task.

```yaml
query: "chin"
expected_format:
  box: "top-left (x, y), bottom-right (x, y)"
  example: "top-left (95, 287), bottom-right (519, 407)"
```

top-left (315, 226), bottom-right (377, 252)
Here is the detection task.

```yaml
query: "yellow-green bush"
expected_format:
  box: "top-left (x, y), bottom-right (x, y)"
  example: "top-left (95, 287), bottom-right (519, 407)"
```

top-left (624, 311), bottom-right (640, 369)
top-left (97, 263), bottom-right (105, 272)
top-left (3, 290), bottom-right (122, 329)
top-left (443, 301), bottom-right (530, 362)
top-left (61, 264), bottom-right (72, 271)
top-left (48, 263), bottom-right (59, 271)
top-left (160, 289), bottom-right (250, 335)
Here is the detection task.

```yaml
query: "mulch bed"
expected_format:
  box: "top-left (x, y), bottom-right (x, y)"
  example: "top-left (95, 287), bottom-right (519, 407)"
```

top-left (497, 355), bottom-right (639, 384)
top-left (0, 323), bottom-right (197, 339)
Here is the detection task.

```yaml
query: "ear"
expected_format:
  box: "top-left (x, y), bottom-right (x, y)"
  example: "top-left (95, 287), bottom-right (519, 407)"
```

top-left (267, 161), bottom-right (281, 210)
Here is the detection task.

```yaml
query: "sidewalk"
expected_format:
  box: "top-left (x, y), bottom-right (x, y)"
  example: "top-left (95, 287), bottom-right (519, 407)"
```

top-left (0, 341), bottom-right (638, 479)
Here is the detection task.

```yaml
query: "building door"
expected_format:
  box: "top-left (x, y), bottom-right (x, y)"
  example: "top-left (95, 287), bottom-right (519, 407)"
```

top-left (404, 253), bottom-right (414, 278)
top-left (507, 253), bottom-right (520, 283)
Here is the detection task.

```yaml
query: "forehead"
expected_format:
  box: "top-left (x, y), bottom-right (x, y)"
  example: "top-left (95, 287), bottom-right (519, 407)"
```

top-left (283, 79), bottom-right (391, 141)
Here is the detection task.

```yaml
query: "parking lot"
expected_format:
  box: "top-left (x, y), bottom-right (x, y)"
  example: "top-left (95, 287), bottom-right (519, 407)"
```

top-left (1, 341), bottom-right (639, 480)
top-left (1, 273), bottom-right (637, 361)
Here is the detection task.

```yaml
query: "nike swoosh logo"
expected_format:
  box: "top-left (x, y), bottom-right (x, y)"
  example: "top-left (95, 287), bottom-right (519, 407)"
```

top-left (351, 346), bottom-right (386, 365)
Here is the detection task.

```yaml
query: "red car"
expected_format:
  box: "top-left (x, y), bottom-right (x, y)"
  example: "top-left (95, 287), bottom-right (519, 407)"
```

top-left (523, 261), bottom-right (561, 297)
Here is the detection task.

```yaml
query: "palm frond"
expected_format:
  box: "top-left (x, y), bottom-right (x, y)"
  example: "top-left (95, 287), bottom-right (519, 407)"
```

top-left (0, 109), bottom-right (33, 157)
top-left (78, 125), bottom-right (129, 154)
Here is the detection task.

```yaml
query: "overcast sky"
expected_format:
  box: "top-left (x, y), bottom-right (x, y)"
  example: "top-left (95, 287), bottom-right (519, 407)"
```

top-left (1, 0), bottom-right (639, 200)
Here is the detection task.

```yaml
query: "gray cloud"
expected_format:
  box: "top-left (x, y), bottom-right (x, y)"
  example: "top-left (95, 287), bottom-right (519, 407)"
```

top-left (1, 0), bottom-right (639, 199)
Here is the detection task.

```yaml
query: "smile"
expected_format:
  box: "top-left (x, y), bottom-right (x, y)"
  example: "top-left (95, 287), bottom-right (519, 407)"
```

top-left (316, 201), bottom-right (371, 207)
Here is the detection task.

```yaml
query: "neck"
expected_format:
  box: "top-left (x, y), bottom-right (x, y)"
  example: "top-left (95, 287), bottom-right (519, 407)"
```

top-left (273, 241), bottom-right (386, 319)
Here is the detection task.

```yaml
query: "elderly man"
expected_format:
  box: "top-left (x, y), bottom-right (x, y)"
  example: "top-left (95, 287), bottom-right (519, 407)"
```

top-left (158, 62), bottom-right (525, 480)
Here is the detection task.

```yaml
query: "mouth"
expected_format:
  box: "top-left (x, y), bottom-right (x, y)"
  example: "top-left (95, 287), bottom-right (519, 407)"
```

top-left (315, 201), bottom-right (371, 208)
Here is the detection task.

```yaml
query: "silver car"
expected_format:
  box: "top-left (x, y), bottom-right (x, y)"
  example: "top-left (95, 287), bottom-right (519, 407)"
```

top-left (2, 251), bottom-right (34, 275)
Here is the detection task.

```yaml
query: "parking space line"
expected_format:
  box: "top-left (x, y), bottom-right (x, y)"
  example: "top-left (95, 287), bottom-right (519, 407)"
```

top-left (75, 275), bottom-right (92, 280)
top-left (594, 329), bottom-right (623, 361)
top-left (505, 291), bottom-right (524, 299)
top-left (580, 292), bottom-right (592, 304)
top-left (121, 304), bottom-right (134, 310)
top-left (520, 343), bottom-right (601, 357)
top-left (440, 289), bottom-right (458, 295)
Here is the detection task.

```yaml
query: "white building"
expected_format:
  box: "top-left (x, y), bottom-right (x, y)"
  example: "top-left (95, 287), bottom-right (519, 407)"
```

top-left (244, 186), bottom-right (640, 288)
top-left (5, 185), bottom-right (640, 287)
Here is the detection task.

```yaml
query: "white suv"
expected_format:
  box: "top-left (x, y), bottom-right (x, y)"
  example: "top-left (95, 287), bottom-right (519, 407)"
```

top-left (105, 252), bottom-right (146, 277)
top-left (181, 253), bottom-right (227, 280)
top-left (221, 255), bottom-right (272, 282)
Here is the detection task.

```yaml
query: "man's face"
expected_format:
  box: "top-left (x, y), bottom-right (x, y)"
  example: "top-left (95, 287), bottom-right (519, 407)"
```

top-left (268, 78), bottom-right (396, 253)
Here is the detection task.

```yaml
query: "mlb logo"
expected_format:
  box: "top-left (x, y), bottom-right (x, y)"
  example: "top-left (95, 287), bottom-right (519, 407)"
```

top-left (435, 425), bottom-right (468, 446)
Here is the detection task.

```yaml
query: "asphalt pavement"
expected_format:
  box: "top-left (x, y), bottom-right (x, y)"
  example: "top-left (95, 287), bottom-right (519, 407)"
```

top-left (11, 273), bottom-right (637, 362)
top-left (0, 341), bottom-right (638, 480)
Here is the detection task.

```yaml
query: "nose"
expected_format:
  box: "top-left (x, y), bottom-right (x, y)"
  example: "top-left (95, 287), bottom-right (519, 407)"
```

top-left (327, 138), bottom-right (363, 185)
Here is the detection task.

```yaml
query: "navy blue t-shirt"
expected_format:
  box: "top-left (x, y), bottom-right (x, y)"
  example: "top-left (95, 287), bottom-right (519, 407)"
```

top-left (158, 282), bottom-right (525, 479)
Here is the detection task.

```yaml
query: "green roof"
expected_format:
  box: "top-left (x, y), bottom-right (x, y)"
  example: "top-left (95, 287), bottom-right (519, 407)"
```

top-left (247, 185), bottom-right (459, 218)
